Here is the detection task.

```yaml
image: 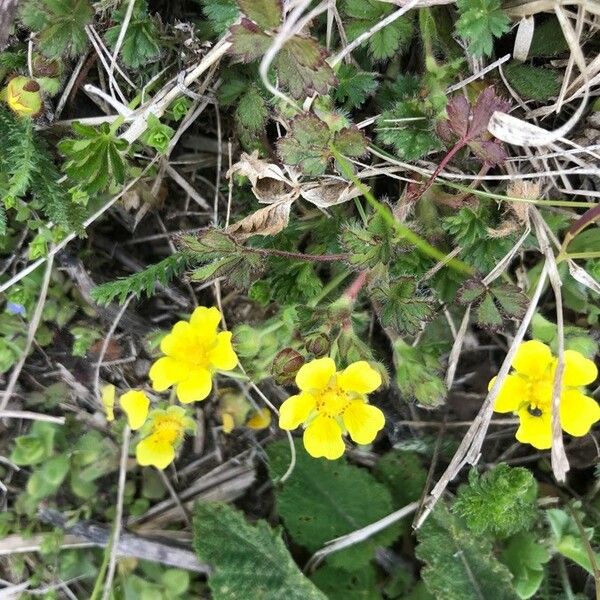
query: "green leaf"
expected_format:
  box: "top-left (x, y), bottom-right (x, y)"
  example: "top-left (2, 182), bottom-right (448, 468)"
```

top-left (416, 503), bottom-right (519, 600)
top-left (455, 0), bottom-right (510, 58)
top-left (334, 64), bottom-right (378, 109)
top-left (376, 99), bottom-right (441, 160)
top-left (453, 464), bottom-right (539, 539)
top-left (374, 449), bottom-right (427, 508)
top-left (277, 114), bottom-right (331, 175)
top-left (267, 439), bottom-right (401, 570)
top-left (236, 85), bottom-right (268, 133)
top-left (341, 212), bottom-right (394, 269)
top-left (238, 0), bottom-right (282, 30)
top-left (141, 114), bottom-right (174, 153)
top-left (105, 0), bottom-right (161, 69)
top-left (91, 252), bottom-right (192, 305)
top-left (201, 0), bottom-right (240, 36)
top-left (229, 18), bottom-right (273, 63)
top-left (333, 127), bottom-right (368, 158)
top-left (529, 17), bottom-right (569, 57)
top-left (311, 564), bottom-right (380, 600)
top-left (343, 0), bottom-right (413, 60)
top-left (193, 501), bottom-right (326, 600)
top-left (500, 532), bottom-right (550, 599)
top-left (371, 277), bottom-right (435, 336)
top-left (504, 63), bottom-right (561, 101)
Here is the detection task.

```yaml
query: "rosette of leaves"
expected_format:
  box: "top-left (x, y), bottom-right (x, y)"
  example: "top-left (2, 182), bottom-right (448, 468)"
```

top-left (457, 278), bottom-right (528, 331)
top-left (228, 0), bottom-right (335, 99)
top-left (277, 114), bottom-right (368, 176)
top-left (141, 114), bottom-right (174, 153)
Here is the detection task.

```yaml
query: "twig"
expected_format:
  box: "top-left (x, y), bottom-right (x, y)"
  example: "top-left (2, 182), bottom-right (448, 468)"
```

top-left (0, 255), bottom-right (54, 411)
top-left (0, 411), bottom-right (65, 425)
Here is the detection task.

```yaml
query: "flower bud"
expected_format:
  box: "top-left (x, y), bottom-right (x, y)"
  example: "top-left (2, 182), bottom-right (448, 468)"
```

top-left (305, 332), bottom-right (330, 357)
top-left (1, 76), bottom-right (43, 118)
top-left (232, 324), bottom-right (261, 358)
top-left (271, 348), bottom-right (305, 385)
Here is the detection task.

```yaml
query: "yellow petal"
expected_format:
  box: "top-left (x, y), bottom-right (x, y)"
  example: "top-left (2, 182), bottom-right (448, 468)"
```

top-left (222, 412), bottom-right (235, 434)
top-left (160, 321), bottom-right (197, 358)
top-left (562, 350), bottom-right (598, 387)
top-left (149, 356), bottom-right (188, 391)
top-left (120, 390), bottom-right (150, 430)
top-left (278, 393), bottom-right (316, 430)
top-left (209, 331), bottom-right (238, 371)
top-left (337, 361), bottom-right (382, 394)
top-left (343, 400), bottom-right (385, 445)
top-left (101, 384), bottom-right (116, 422)
top-left (246, 408), bottom-right (272, 430)
top-left (295, 357), bottom-right (336, 392)
top-left (176, 368), bottom-right (213, 403)
top-left (489, 374), bottom-right (528, 413)
top-left (136, 433), bottom-right (175, 469)
top-left (560, 390), bottom-right (600, 437)
top-left (191, 305), bottom-right (222, 328)
top-left (512, 340), bottom-right (553, 378)
top-left (303, 415), bottom-right (345, 460)
top-left (515, 407), bottom-right (552, 450)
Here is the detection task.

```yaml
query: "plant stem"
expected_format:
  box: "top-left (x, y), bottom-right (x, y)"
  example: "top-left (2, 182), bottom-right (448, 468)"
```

top-left (247, 246), bottom-right (349, 263)
top-left (344, 270), bottom-right (369, 302)
top-left (309, 270), bottom-right (352, 307)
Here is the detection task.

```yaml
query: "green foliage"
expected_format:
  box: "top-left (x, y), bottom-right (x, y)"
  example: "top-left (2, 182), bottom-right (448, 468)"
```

top-left (334, 64), bottom-right (378, 109)
top-left (278, 114), bottom-right (367, 176)
top-left (58, 120), bottom-right (129, 195)
top-left (500, 532), bottom-right (550, 599)
top-left (141, 114), bottom-right (174, 153)
top-left (19, 0), bottom-right (93, 58)
top-left (458, 279), bottom-right (528, 331)
top-left (453, 465), bottom-right (539, 539)
top-left (455, 0), bottom-right (510, 57)
top-left (376, 99), bottom-right (441, 160)
top-left (268, 260), bottom-right (323, 304)
top-left (238, 0), bottom-right (282, 30)
top-left (370, 276), bottom-right (435, 336)
top-left (504, 63), bottom-right (561, 101)
top-left (343, 0), bottom-right (413, 60)
top-left (91, 252), bottom-right (192, 305)
top-left (70, 325), bottom-right (101, 357)
top-left (311, 564), bottom-right (380, 600)
top-left (267, 439), bottom-right (402, 570)
top-left (416, 503), bottom-right (518, 600)
top-left (0, 107), bottom-right (84, 233)
top-left (392, 340), bottom-right (447, 407)
top-left (201, 0), bottom-right (239, 35)
top-left (531, 313), bottom-right (599, 358)
top-left (529, 18), bottom-right (569, 57)
top-left (105, 0), bottom-right (161, 69)
top-left (341, 212), bottom-right (395, 269)
top-left (443, 207), bottom-right (514, 272)
top-left (193, 501), bottom-right (326, 600)
top-left (374, 450), bottom-right (427, 507)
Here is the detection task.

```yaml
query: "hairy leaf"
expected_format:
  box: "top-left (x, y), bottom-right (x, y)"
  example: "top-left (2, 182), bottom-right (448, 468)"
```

top-left (193, 502), bottom-right (326, 600)
top-left (238, 0), bottom-right (281, 30)
top-left (504, 62), bottom-right (561, 101)
top-left (455, 0), bottom-right (510, 58)
top-left (334, 64), bottom-right (378, 109)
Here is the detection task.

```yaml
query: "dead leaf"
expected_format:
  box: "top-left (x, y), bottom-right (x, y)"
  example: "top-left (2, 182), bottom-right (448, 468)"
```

top-left (488, 180), bottom-right (534, 237)
top-left (225, 199), bottom-right (294, 239)
top-left (300, 180), bottom-right (364, 208)
top-left (227, 151), bottom-right (300, 204)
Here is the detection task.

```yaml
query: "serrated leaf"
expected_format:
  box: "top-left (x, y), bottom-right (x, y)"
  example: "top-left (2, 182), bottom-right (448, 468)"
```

top-left (238, 0), bottom-right (282, 30)
top-left (236, 85), bottom-right (268, 133)
top-left (501, 532), bottom-right (550, 599)
top-left (341, 213), bottom-right (393, 268)
top-left (333, 127), bottom-right (368, 158)
top-left (202, 0), bottom-right (239, 35)
top-left (416, 504), bottom-right (519, 600)
top-left (475, 291), bottom-right (504, 330)
top-left (193, 502), bottom-right (326, 600)
top-left (529, 17), bottom-right (568, 57)
top-left (334, 64), bottom-right (378, 109)
top-left (376, 99), bottom-right (441, 160)
top-left (371, 277), bottom-right (435, 336)
top-left (229, 18), bottom-right (272, 63)
top-left (277, 114), bottom-right (331, 175)
top-left (455, 0), bottom-right (510, 57)
top-left (311, 564), bottom-right (380, 600)
top-left (267, 439), bottom-right (402, 570)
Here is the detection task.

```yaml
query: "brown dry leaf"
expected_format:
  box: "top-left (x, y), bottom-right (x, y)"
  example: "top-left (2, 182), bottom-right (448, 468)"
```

top-left (300, 180), bottom-right (364, 208)
top-left (227, 150), bottom-right (300, 204)
top-left (225, 199), bottom-right (294, 240)
top-left (488, 180), bottom-right (535, 237)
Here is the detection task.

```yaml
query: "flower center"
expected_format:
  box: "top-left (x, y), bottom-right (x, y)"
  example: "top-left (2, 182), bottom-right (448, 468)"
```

top-left (316, 386), bottom-right (350, 418)
top-left (152, 416), bottom-right (184, 443)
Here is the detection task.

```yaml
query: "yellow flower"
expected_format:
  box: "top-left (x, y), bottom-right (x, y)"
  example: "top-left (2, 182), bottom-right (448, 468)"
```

top-left (279, 357), bottom-right (384, 460)
top-left (136, 406), bottom-right (195, 469)
top-left (149, 306), bottom-right (238, 404)
top-left (246, 408), bottom-right (272, 430)
top-left (1, 76), bottom-right (43, 117)
top-left (101, 384), bottom-right (116, 422)
top-left (120, 390), bottom-right (150, 430)
top-left (490, 340), bottom-right (600, 450)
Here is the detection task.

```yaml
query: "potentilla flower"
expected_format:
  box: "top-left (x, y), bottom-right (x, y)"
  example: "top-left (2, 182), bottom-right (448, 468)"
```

top-left (101, 384), bottom-right (116, 422)
top-left (136, 406), bottom-right (195, 469)
top-left (120, 390), bottom-right (150, 430)
top-left (149, 306), bottom-right (238, 404)
top-left (490, 340), bottom-right (600, 449)
top-left (279, 357), bottom-right (385, 460)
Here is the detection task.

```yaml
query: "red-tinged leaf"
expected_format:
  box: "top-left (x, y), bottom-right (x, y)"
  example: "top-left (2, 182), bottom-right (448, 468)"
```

top-left (238, 0), bottom-right (282, 30)
top-left (468, 86), bottom-right (510, 139)
top-left (445, 94), bottom-right (470, 140)
top-left (566, 203), bottom-right (600, 239)
top-left (229, 18), bottom-right (272, 63)
top-left (333, 127), bottom-right (369, 158)
top-left (469, 139), bottom-right (507, 165)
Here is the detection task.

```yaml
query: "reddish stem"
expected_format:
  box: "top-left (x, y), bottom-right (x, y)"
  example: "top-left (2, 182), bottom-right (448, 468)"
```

top-left (344, 270), bottom-right (369, 302)
top-left (251, 247), bottom-right (349, 263)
